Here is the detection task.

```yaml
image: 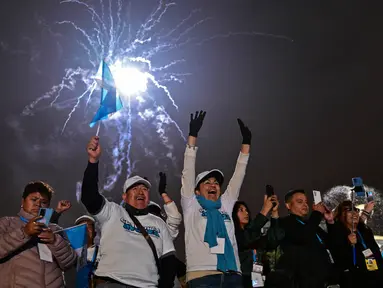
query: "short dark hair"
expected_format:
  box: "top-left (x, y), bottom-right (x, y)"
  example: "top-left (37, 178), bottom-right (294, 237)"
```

top-left (285, 189), bottom-right (305, 203)
top-left (22, 181), bottom-right (54, 201)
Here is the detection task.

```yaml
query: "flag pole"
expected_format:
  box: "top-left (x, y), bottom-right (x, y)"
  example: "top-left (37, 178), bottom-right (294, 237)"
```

top-left (96, 122), bottom-right (101, 136)
top-left (53, 223), bottom-right (87, 234)
top-left (351, 187), bottom-right (356, 266)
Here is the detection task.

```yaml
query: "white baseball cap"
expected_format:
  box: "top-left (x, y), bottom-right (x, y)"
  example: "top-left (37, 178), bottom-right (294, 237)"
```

top-left (195, 169), bottom-right (224, 189)
top-left (123, 176), bottom-right (151, 193)
top-left (75, 215), bottom-right (95, 225)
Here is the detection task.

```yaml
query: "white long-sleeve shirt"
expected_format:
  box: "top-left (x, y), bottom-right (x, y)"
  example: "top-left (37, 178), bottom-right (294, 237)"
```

top-left (163, 201), bottom-right (182, 240)
top-left (180, 145), bottom-right (250, 276)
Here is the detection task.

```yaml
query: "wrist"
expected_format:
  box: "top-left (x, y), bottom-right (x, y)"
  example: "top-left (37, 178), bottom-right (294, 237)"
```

top-left (260, 208), bottom-right (270, 217)
top-left (271, 211), bottom-right (279, 218)
top-left (187, 136), bottom-right (197, 146)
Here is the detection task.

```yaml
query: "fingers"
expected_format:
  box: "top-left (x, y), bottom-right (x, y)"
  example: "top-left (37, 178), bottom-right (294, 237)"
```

top-left (32, 215), bottom-right (43, 222)
top-left (191, 111), bottom-right (206, 121)
top-left (87, 136), bottom-right (99, 151)
top-left (237, 118), bottom-right (244, 127)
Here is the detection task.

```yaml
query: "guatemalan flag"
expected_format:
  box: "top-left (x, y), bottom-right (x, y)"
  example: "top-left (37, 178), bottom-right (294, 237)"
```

top-left (89, 60), bottom-right (123, 127)
top-left (65, 223), bottom-right (88, 270)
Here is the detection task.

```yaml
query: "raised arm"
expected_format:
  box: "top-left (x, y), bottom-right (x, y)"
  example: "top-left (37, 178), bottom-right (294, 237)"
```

top-left (50, 200), bottom-right (72, 224)
top-left (222, 119), bottom-right (251, 201)
top-left (181, 111), bottom-right (206, 199)
top-left (158, 172), bottom-right (182, 239)
top-left (81, 136), bottom-right (104, 215)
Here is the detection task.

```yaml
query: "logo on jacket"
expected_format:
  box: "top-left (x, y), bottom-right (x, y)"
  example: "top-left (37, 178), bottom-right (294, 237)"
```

top-left (120, 218), bottom-right (160, 238)
top-left (199, 208), bottom-right (231, 221)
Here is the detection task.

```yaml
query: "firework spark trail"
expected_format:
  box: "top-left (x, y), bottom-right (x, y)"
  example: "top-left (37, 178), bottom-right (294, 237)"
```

top-left (16, 0), bottom-right (293, 192)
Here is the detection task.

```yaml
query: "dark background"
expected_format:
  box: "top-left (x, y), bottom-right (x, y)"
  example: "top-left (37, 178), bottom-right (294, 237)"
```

top-left (1, 1), bottom-right (383, 286)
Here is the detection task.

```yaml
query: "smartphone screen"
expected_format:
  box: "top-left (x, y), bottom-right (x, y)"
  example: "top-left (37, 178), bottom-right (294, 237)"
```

top-left (313, 190), bottom-right (322, 205)
top-left (366, 191), bottom-right (374, 202)
top-left (266, 185), bottom-right (274, 197)
top-left (352, 177), bottom-right (365, 197)
top-left (37, 208), bottom-right (53, 225)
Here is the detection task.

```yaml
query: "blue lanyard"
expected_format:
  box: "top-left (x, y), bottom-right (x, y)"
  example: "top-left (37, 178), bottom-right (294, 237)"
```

top-left (356, 230), bottom-right (367, 250)
top-left (19, 216), bottom-right (28, 223)
top-left (91, 245), bottom-right (99, 264)
top-left (296, 219), bottom-right (323, 244)
top-left (252, 250), bottom-right (257, 263)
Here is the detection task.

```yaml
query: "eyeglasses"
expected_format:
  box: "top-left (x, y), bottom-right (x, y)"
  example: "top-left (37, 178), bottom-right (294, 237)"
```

top-left (344, 207), bottom-right (360, 213)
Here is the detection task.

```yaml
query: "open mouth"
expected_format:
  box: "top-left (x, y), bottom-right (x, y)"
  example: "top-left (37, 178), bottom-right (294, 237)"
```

top-left (208, 190), bottom-right (217, 195)
top-left (135, 196), bottom-right (145, 201)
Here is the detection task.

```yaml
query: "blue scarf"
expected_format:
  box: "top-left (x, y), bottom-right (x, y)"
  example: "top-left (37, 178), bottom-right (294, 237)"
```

top-left (196, 195), bottom-right (237, 272)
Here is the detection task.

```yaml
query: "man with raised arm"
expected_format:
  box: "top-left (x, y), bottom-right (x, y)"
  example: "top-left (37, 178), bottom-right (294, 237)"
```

top-left (81, 136), bottom-right (176, 288)
top-left (181, 111), bottom-right (251, 288)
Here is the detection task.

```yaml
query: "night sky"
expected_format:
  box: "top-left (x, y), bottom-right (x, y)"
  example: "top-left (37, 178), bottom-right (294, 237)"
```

top-left (1, 1), bottom-right (383, 286)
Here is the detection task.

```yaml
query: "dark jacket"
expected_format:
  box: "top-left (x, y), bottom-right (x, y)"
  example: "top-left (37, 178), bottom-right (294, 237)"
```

top-left (328, 221), bottom-right (383, 288)
top-left (236, 213), bottom-right (284, 276)
top-left (276, 212), bottom-right (333, 288)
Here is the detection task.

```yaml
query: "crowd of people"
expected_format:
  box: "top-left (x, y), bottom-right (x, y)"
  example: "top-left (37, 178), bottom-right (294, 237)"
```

top-left (0, 110), bottom-right (382, 288)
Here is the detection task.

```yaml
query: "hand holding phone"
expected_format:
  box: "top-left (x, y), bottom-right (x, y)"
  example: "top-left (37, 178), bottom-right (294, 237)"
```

top-left (366, 191), bottom-right (374, 202)
top-left (266, 185), bottom-right (276, 208)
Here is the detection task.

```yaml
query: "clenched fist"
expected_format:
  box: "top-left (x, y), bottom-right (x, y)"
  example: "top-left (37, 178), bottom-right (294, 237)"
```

top-left (87, 136), bottom-right (101, 163)
top-left (55, 200), bottom-right (72, 214)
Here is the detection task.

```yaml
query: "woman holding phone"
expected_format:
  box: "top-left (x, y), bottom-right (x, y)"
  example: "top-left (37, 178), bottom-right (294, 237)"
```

top-left (0, 181), bottom-right (77, 287)
top-left (328, 200), bottom-right (383, 287)
top-left (232, 193), bottom-right (283, 288)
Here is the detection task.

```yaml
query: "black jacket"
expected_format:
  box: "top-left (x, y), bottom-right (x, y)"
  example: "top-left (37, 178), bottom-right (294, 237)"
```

top-left (328, 221), bottom-right (383, 287)
top-left (276, 212), bottom-right (333, 287)
top-left (236, 213), bottom-right (284, 276)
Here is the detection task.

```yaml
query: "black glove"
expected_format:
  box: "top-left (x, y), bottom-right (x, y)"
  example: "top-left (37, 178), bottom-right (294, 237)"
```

top-left (189, 111), bottom-right (206, 137)
top-left (237, 118), bottom-right (252, 145)
top-left (158, 172), bottom-right (167, 195)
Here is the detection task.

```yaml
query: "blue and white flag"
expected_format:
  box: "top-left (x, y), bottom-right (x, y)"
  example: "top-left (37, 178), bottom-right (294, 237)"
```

top-left (90, 60), bottom-right (123, 127)
top-left (65, 223), bottom-right (88, 271)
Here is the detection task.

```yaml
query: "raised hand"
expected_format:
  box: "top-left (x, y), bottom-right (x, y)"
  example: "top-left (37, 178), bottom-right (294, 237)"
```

top-left (261, 195), bottom-right (275, 216)
top-left (313, 203), bottom-right (326, 214)
top-left (189, 111), bottom-right (206, 137)
top-left (24, 216), bottom-right (45, 237)
top-left (55, 200), bottom-right (72, 214)
top-left (87, 136), bottom-right (101, 163)
top-left (237, 119), bottom-right (252, 145)
top-left (158, 172), bottom-right (167, 195)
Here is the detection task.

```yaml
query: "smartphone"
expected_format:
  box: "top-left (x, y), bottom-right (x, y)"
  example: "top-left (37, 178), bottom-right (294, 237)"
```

top-left (366, 191), bottom-right (374, 202)
top-left (266, 185), bottom-right (274, 197)
top-left (266, 185), bottom-right (276, 208)
top-left (313, 190), bottom-right (322, 205)
top-left (37, 208), bottom-right (53, 225)
top-left (352, 177), bottom-right (365, 197)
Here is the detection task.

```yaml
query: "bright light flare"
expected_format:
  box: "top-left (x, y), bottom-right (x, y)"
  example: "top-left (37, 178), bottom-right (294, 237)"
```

top-left (110, 61), bottom-right (149, 97)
